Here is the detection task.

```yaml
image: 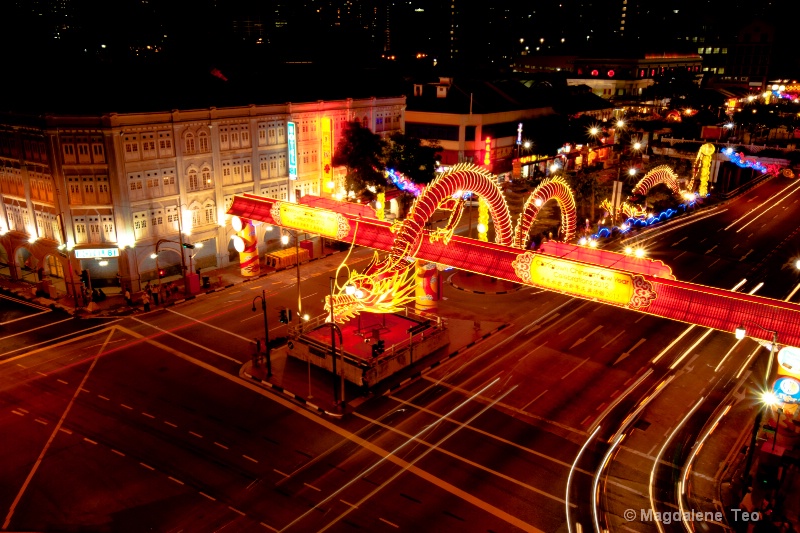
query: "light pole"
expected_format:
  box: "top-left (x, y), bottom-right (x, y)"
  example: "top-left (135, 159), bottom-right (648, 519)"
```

top-left (151, 238), bottom-right (193, 295)
top-left (329, 276), bottom-right (345, 406)
top-left (281, 230), bottom-right (302, 319)
top-left (251, 289), bottom-right (271, 377)
top-left (736, 323), bottom-right (780, 481)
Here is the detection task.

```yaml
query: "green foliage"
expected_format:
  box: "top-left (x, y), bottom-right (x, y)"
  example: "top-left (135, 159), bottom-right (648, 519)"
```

top-left (383, 132), bottom-right (442, 185)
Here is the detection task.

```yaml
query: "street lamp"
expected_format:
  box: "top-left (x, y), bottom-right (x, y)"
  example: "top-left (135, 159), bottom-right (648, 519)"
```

top-left (736, 322), bottom-right (780, 482)
top-left (281, 230), bottom-right (303, 319)
top-left (328, 276), bottom-right (345, 406)
top-left (761, 392), bottom-right (783, 451)
top-left (251, 289), bottom-right (271, 377)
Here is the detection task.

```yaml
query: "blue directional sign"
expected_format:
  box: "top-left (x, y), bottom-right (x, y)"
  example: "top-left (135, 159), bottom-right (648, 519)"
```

top-left (287, 121), bottom-right (298, 180)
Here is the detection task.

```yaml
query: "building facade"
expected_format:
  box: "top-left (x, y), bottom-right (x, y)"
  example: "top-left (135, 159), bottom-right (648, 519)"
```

top-left (0, 96), bottom-right (405, 297)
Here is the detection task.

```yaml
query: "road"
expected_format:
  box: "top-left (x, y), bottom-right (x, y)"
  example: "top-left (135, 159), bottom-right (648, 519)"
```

top-left (1, 176), bottom-right (799, 532)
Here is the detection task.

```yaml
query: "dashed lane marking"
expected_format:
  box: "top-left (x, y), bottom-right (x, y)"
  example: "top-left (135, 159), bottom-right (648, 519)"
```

top-left (59, 428), bottom-right (72, 435)
top-left (84, 438), bottom-right (97, 445)
top-left (379, 518), bottom-right (399, 528)
top-left (304, 483), bottom-right (321, 491)
top-left (214, 442), bottom-right (229, 450)
top-left (229, 507), bottom-right (246, 516)
top-left (56, 379), bottom-right (68, 385)
top-left (142, 412), bottom-right (155, 419)
top-left (199, 492), bottom-right (216, 501)
top-left (35, 419), bottom-right (47, 425)
top-left (11, 411), bottom-right (24, 417)
top-left (164, 421), bottom-right (177, 428)
top-left (98, 395), bottom-right (109, 401)
top-left (111, 449), bottom-right (125, 457)
top-left (120, 404), bottom-right (133, 410)
top-left (168, 476), bottom-right (184, 485)
top-left (243, 455), bottom-right (258, 463)
top-left (139, 462), bottom-right (155, 470)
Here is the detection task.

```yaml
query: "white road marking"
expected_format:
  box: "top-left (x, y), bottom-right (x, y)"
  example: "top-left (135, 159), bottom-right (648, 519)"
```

top-left (35, 419), bottom-right (47, 425)
top-left (11, 410), bottom-right (24, 417)
top-left (274, 469), bottom-right (289, 477)
top-left (379, 517), bottom-right (399, 528)
top-left (304, 483), bottom-right (321, 491)
top-left (242, 454), bottom-right (258, 463)
top-left (121, 404), bottom-right (133, 410)
top-left (36, 371), bottom-right (47, 376)
top-left (0, 317), bottom-right (72, 341)
top-left (139, 462), bottom-right (155, 470)
top-left (84, 438), bottom-right (97, 445)
top-left (167, 309), bottom-right (252, 342)
top-left (601, 330), bottom-right (625, 349)
top-left (199, 492), bottom-right (216, 501)
top-left (561, 358), bottom-right (589, 379)
top-left (260, 522), bottom-right (279, 531)
top-left (98, 395), bottom-right (109, 401)
top-left (111, 449), bottom-right (125, 457)
top-left (56, 379), bottom-right (68, 385)
top-left (142, 412), bottom-right (155, 419)
top-left (214, 442), bottom-right (229, 450)
top-left (59, 428), bottom-right (72, 435)
top-left (168, 476), bottom-right (184, 485)
top-left (164, 421), bottom-right (177, 428)
top-left (228, 507), bottom-right (246, 516)
top-left (340, 499), bottom-right (358, 508)
top-left (189, 431), bottom-right (203, 438)
top-left (131, 317), bottom-right (244, 364)
top-left (521, 390), bottom-right (548, 411)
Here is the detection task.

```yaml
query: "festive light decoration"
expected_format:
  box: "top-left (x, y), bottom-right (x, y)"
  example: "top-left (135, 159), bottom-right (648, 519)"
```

top-left (513, 176), bottom-right (577, 248)
top-left (722, 148), bottom-right (781, 176)
top-left (386, 168), bottom-right (424, 196)
top-left (376, 192), bottom-right (385, 221)
top-left (328, 163), bottom-right (512, 321)
top-left (484, 137), bottom-right (491, 166)
top-left (478, 197), bottom-right (489, 242)
top-left (687, 143), bottom-right (716, 196)
top-left (230, 216), bottom-right (260, 277)
top-left (631, 165), bottom-right (681, 197)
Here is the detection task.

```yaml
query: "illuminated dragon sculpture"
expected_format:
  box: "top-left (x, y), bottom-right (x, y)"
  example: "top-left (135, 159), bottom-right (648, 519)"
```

top-left (600, 165), bottom-right (682, 222)
top-left (326, 164), bottom-right (579, 322)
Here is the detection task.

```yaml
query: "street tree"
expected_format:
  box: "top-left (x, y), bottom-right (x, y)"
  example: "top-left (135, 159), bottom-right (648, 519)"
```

top-left (332, 121), bottom-right (387, 200)
top-left (383, 132), bottom-right (442, 217)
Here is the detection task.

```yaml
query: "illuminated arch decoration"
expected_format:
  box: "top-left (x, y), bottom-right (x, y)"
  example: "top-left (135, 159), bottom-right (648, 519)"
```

top-left (513, 176), bottom-right (577, 248)
top-left (687, 143), bottom-right (716, 196)
top-left (327, 163), bottom-right (513, 322)
top-left (631, 165), bottom-right (681, 197)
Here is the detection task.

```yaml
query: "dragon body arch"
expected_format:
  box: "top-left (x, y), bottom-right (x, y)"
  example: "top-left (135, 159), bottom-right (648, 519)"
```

top-left (513, 176), bottom-right (577, 248)
top-left (328, 163), bottom-right (513, 322)
top-left (631, 165), bottom-right (681, 197)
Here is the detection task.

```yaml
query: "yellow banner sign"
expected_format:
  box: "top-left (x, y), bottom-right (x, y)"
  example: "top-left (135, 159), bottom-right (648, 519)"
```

top-left (529, 256), bottom-right (636, 306)
top-left (278, 203), bottom-right (343, 238)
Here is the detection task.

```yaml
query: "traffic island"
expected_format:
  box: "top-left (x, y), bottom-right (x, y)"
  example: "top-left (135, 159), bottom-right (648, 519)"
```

top-left (286, 310), bottom-right (450, 392)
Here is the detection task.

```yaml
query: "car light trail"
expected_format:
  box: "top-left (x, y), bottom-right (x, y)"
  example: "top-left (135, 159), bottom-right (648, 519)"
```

top-left (592, 432), bottom-right (626, 533)
top-left (723, 180), bottom-right (800, 231)
top-left (590, 369), bottom-right (652, 433)
top-left (649, 397), bottom-right (704, 533)
top-left (669, 329), bottom-right (714, 370)
top-left (566, 424), bottom-right (601, 533)
top-left (281, 378), bottom-right (504, 532)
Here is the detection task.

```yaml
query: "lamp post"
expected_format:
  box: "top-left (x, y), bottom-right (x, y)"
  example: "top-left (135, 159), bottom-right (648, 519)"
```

top-left (151, 238), bottom-right (192, 295)
top-left (736, 323), bottom-right (780, 481)
top-left (329, 276), bottom-right (345, 406)
top-left (251, 289), bottom-right (271, 377)
top-left (282, 230), bottom-right (302, 319)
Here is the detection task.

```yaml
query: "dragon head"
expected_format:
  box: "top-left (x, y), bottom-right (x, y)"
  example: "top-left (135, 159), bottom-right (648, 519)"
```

top-left (325, 256), bottom-right (416, 323)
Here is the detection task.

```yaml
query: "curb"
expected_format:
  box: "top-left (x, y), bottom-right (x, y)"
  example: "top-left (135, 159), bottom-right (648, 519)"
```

top-left (381, 322), bottom-right (511, 395)
top-left (241, 369), bottom-right (344, 419)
